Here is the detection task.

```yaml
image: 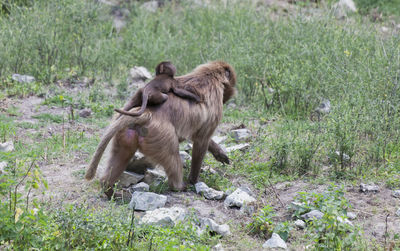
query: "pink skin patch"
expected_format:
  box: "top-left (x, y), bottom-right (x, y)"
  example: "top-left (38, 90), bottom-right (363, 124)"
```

top-left (125, 129), bottom-right (137, 141)
top-left (138, 136), bottom-right (145, 144)
top-left (125, 129), bottom-right (145, 145)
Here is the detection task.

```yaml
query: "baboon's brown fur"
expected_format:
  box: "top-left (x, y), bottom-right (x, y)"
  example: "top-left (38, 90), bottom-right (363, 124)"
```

top-left (85, 61), bottom-right (236, 197)
top-left (115, 61), bottom-right (201, 117)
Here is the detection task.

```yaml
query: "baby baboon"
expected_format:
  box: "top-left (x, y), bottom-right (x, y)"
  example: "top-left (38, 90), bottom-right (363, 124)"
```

top-left (115, 61), bottom-right (201, 117)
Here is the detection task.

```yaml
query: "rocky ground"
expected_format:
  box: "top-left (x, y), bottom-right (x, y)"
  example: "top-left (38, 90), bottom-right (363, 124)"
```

top-left (1, 81), bottom-right (400, 249)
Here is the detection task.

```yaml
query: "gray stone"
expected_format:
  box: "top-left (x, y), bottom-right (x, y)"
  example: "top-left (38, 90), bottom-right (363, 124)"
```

top-left (139, 207), bottom-right (187, 226)
top-left (290, 201), bottom-right (306, 211)
top-left (224, 188), bottom-right (256, 208)
top-left (396, 208), bottom-right (400, 217)
top-left (129, 191), bottom-right (167, 211)
top-left (140, 1), bottom-right (159, 12)
top-left (0, 161), bottom-right (7, 174)
top-left (113, 17), bottom-right (126, 33)
top-left (302, 210), bottom-right (324, 221)
top-left (129, 66), bottom-right (152, 82)
top-left (240, 203), bottom-right (256, 216)
top-left (126, 152), bottom-right (154, 174)
top-left (0, 141), bottom-right (14, 152)
top-left (315, 100), bottom-right (331, 114)
top-left (231, 129), bottom-right (251, 142)
top-left (360, 183), bottom-right (379, 193)
top-left (212, 135), bottom-right (227, 144)
top-left (333, 0), bottom-right (357, 19)
top-left (225, 143), bottom-right (250, 153)
top-left (79, 108), bottom-right (92, 118)
top-left (239, 185), bottom-right (254, 197)
top-left (227, 103), bottom-right (236, 109)
top-left (143, 168), bottom-right (166, 186)
top-left (347, 212), bottom-right (357, 220)
top-left (195, 182), bottom-right (224, 200)
top-left (294, 219), bottom-right (306, 229)
top-left (211, 243), bottom-right (224, 251)
top-left (335, 151), bottom-right (350, 162)
top-left (12, 74), bottom-right (35, 83)
top-left (180, 151), bottom-right (192, 166)
top-left (118, 171), bottom-right (144, 188)
top-left (392, 190), bottom-right (400, 198)
top-left (130, 182), bottom-right (149, 192)
top-left (200, 217), bottom-right (231, 236)
top-left (183, 142), bottom-right (193, 151)
top-left (201, 166), bottom-right (217, 174)
top-left (337, 216), bottom-right (353, 226)
top-left (262, 233), bottom-right (287, 250)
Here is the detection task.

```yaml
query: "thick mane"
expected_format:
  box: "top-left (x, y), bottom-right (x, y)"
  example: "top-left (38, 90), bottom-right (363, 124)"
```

top-left (176, 61), bottom-right (236, 105)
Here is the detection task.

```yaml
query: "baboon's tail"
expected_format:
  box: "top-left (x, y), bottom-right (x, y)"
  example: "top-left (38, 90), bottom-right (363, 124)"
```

top-left (85, 111), bottom-right (151, 180)
top-left (114, 93), bottom-right (148, 117)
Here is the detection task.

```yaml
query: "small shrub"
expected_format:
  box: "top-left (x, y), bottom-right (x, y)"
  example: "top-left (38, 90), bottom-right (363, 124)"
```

top-left (247, 205), bottom-right (276, 238)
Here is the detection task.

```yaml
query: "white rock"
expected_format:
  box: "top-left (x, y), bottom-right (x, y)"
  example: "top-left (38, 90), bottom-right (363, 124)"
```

top-left (79, 108), bottom-right (92, 118)
top-left (381, 26), bottom-right (389, 32)
top-left (130, 182), bottom-right (149, 192)
top-left (302, 210), bottom-right (324, 221)
top-left (0, 161), bottom-right (7, 174)
top-left (143, 168), bottom-right (167, 186)
top-left (113, 17), bottom-right (126, 33)
top-left (200, 217), bottom-right (231, 236)
top-left (294, 219), bottom-right (306, 229)
top-left (290, 201), bottom-right (306, 211)
top-left (12, 74), bottom-right (35, 83)
top-left (140, 1), bottom-right (159, 12)
top-left (195, 182), bottom-right (224, 200)
top-left (212, 135), bottom-right (227, 144)
top-left (118, 171), bottom-right (144, 188)
top-left (333, 0), bottom-right (357, 19)
top-left (224, 188), bottom-right (256, 208)
top-left (315, 100), bottom-right (331, 114)
top-left (335, 151), bottom-right (350, 161)
top-left (139, 207), bottom-right (187, 226)
top-left (392, 190), bottom-right (400, 198)
top-left (129, 66), bottom-right (152, 81)
top-left (240, 203), bottom-right (256, 216)
top-left (225, 143), bottom-right (250, 153)
top-left (0, 142), bottom-right (14, 152)
top-left (129, 191), bottom-right (167, 211)
top-left (201, 166), bottom-right (217, 174)
top-left (347, 212), bottom-right (357, 220)
top-left (231, 129), bottom-right (251, 142)
top-left (396, 208), bottom-right (400, 217)
top-left (337, 216), bottom-right (353, 226)
top-left (183, 142), bottom-right (193, 151)
top-left (180, 151), bottom-right (192, 164)
top-left (227, 103), bottom-right (236, 109)
top-left (262, 233), bottom-right (287, 250)
top-left (211, 243), bottom-right (224, 251)
top-left (360, 183), bottom-right (379, 193)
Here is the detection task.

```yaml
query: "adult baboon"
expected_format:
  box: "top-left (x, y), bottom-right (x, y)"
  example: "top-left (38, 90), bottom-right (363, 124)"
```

top-left (86, 61), bottom-right (236, 197)
top-left (115, 61), bottom-right (201, 117)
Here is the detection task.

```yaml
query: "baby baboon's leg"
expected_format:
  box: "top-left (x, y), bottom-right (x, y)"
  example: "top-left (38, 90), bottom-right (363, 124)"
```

top-left (100, 128), bottom-right (138, 198)
top-left (123, 89), bottom-right (143, 111)
top-left (172, 87), bottom-right (201, 103)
